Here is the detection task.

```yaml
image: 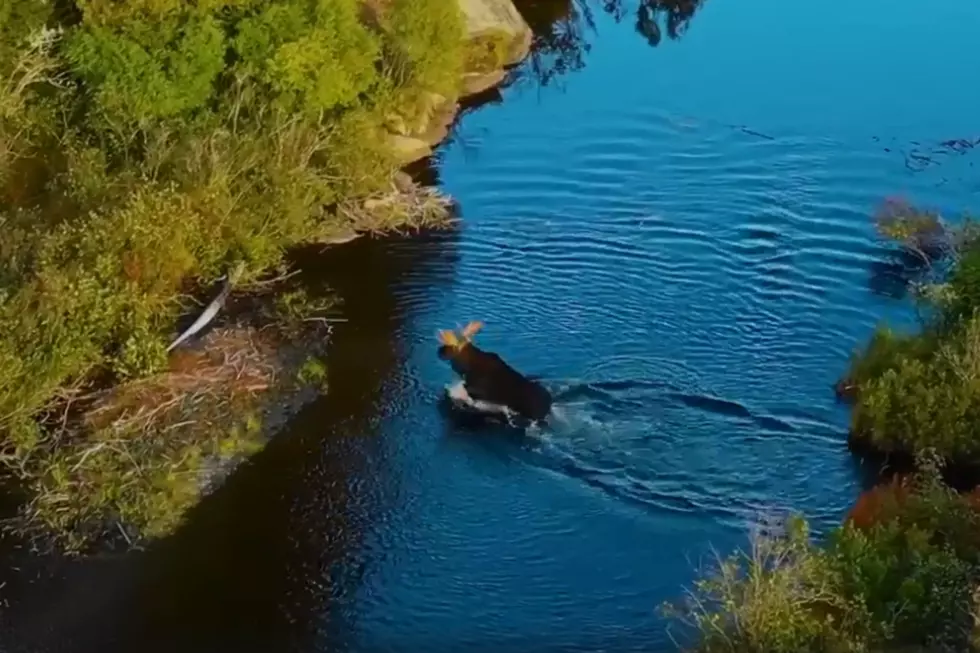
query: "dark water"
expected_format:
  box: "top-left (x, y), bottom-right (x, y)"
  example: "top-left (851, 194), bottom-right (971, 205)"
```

top-left (3, 0), bottom-right (980, 651)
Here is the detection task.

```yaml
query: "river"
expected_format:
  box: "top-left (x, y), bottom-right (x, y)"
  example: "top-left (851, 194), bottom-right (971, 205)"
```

top-left (2, 0), bottom-right (980, 651)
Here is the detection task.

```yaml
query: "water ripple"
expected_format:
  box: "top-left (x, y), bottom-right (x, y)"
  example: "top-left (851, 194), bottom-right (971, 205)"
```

top-left (320, 31), bottom-right (974, 651)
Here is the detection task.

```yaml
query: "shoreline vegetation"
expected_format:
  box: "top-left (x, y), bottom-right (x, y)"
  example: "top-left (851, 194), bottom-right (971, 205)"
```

top-left (670, 201), bottom-right (980, 652)
top-left (5, 0), bottom-right (980, 649)
top-left (0, 0), bottom-right (532, 551)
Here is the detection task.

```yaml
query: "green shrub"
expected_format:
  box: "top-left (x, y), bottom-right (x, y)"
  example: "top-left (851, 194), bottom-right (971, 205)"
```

top-left (0, 0), bottom-right (52, 74)
top-left (847, 314), bottom-right (980, 462)
top-left (383, 0), bottom-right (465, 96)
top-left (853, 362), bottom-right (977, 461)
top-left (946, 243), bottom-right (980, 325)
top-left (844, 324), bottom-right (938, 391)
top-left (74, 0), bottom-right (258, 25)
top-left (669, 464), bottom-right (980, 652)
top-left (232, 0), bottom-right (381, 115)
top-left (846, 209), bottom-right (980, 464)
top-left (0, 2), bottom-right (61, 189)
top-left (0, 187), bottom-right (215, 428)
top-left (665, 516), bottom-right (869, 653)
top-left (377, 0), bottom-right (466, 126)
top-left (65, 12), bottom-right (226, 125)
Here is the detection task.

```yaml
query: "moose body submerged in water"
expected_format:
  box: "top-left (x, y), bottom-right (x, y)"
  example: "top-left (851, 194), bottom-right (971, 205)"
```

top-left (437, 321), bottom-right (553, 424)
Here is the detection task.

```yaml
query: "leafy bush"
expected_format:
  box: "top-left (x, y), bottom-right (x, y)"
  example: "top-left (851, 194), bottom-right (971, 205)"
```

top-left (946, 242), bottom-right (980, 325)
top-left (0, 187), bottom-right (213, 431)
top-left (850, 319), bottom-right (980, 461)
top-left (845, 206), bottom-right (980, 465)
top-left (668, 462), bottom-right (980, 652)
top-left (0, 0), bottom-right (52, 74)
top-left (377, 0), bottom-right (466, 128)
top-left (383, 0), bottom-right (465, 96)
top-left (66, 13), bottom-right (227, 124)
top-left (232, 0), bottom-right (381, 115)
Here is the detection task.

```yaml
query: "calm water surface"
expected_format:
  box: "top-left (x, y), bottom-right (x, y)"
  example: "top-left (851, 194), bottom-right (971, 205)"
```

top-left (3, 0), bottom-right (980, 651)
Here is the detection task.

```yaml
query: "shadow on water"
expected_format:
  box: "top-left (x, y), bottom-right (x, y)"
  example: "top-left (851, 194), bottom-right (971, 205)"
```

top-left (0, 230), bottom-right (463, 653)
top-left (512, 0), bottom-right (709, 89)
top-left (867, 246), bottom-right (945, 301)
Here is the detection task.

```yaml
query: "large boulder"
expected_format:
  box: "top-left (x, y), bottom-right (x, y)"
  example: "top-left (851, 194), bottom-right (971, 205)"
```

top-left (461, 69), bottom-right (507, 96)
top-left (458, 0), bottom-right (533, 67)
top-left (389, 134), bottom-right (433, 165)
top-left (380, 0), bottom-right (532, 165)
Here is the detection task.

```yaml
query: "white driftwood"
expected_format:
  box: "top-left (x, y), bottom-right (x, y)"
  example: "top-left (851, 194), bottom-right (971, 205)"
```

top-left (167, 262), bottom-right (246, 353)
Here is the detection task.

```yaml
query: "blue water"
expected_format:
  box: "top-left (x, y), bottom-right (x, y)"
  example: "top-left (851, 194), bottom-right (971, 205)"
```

top-left (2, 0), bottom-right (979, 652)
top-left (332, 1), bottom-right (979, 650)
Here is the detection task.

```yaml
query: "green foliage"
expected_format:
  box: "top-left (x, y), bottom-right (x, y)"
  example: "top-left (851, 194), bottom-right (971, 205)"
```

top-left (65, 13), bottom-right (226, 125)
top-left (946, 242), bottom-right (980, 324)
top-left (74, 0), bottom-right (257, 26)
top-left (0, 5), bottom-right (61, 188)
top-left (232, 0), bottom-right (381, 115)
top-left (30, 401), bottom-right (268, 551)
top-left (669, 464), bottom-right (980, 653)
top-left (850, 322), bottom-right (980, 461)
top-left (846, 209), bottom-right (980, 465)
top-left (0, 0), bottom-right (464, 550)
top-left (383, 0), bottom-right (465, 96)
top-left (297, 356), bottom-right (328, 388)
top-left (0, 188), bottom-right (211, 428)
top-left (0, 0), bottom-right (52, 74)
top-left (666, 515), bottom-right (869, 653)
top-left (273, 287), bottom-right (333, 321)
top-left (844, 325), bottom-right (937, 392)
top-left (378, 0), bottom-right (466, 126)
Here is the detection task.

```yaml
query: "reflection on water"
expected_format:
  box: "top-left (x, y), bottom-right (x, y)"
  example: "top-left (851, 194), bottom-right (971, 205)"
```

top-left (2, 0), bottom-right (980, 651)
top-left (631, 0), bottom-right (706, 47)
top-left (518, 0), bottom-right (708, 88)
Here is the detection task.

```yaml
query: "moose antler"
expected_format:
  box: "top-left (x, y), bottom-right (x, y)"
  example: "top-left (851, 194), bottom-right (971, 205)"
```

top-left (437, 320), bottom-right (483, 351)
top-left (460, 321), bottom-right (483, 340)
top-left (438, 328), bottom-right (461, 348)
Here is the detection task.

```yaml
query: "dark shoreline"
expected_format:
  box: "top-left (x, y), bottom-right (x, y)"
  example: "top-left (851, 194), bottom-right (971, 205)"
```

top-left (0, 57), bottom-right (511, 645)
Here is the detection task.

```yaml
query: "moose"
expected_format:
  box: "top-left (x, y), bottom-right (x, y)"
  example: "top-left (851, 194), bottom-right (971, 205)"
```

top-left (437, 321), bottom-right (553, 423)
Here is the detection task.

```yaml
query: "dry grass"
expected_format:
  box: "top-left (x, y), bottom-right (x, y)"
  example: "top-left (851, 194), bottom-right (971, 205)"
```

top-left (663, 516), bottom-right (865, 653)
top-left (338, 175), bottom-right (457, 234)
top-left (10, 316), bottom-right (330, 554)
top-left (667, 456), bottom-right (980, 652)
top-left (84, 326), bottom-right (278, 433)
top-left (0, 26), bottom-right (65, 186)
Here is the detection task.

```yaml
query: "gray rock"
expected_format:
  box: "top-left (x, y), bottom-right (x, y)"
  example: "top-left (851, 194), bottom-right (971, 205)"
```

top-left (421, 99), bottom-right (460, 147)
top-left (389, 134), bottom-right (433, 165)
top-left (458, 0), bottom-right (533, 66)
top-left (462, 69), bottom-right (507, 96)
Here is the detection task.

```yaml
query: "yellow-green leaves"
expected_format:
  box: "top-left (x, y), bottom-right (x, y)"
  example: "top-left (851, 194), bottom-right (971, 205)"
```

top-left (65, 13), bottom-right (225, 123)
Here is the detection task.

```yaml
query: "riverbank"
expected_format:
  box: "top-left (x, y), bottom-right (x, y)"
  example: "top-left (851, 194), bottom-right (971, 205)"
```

top-left (669, 201), bottom-right (980, 652)
top-left (665, 452), bottom-right (980, 652)
top-left (0, 0), bottom-right (532, 552)
top-left (839, 201), bottom-right (980, 476)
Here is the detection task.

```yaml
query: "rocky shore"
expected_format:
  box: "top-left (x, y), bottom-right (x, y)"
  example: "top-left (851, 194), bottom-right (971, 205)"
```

top-left (386, 0), bottom-right (533, 166)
